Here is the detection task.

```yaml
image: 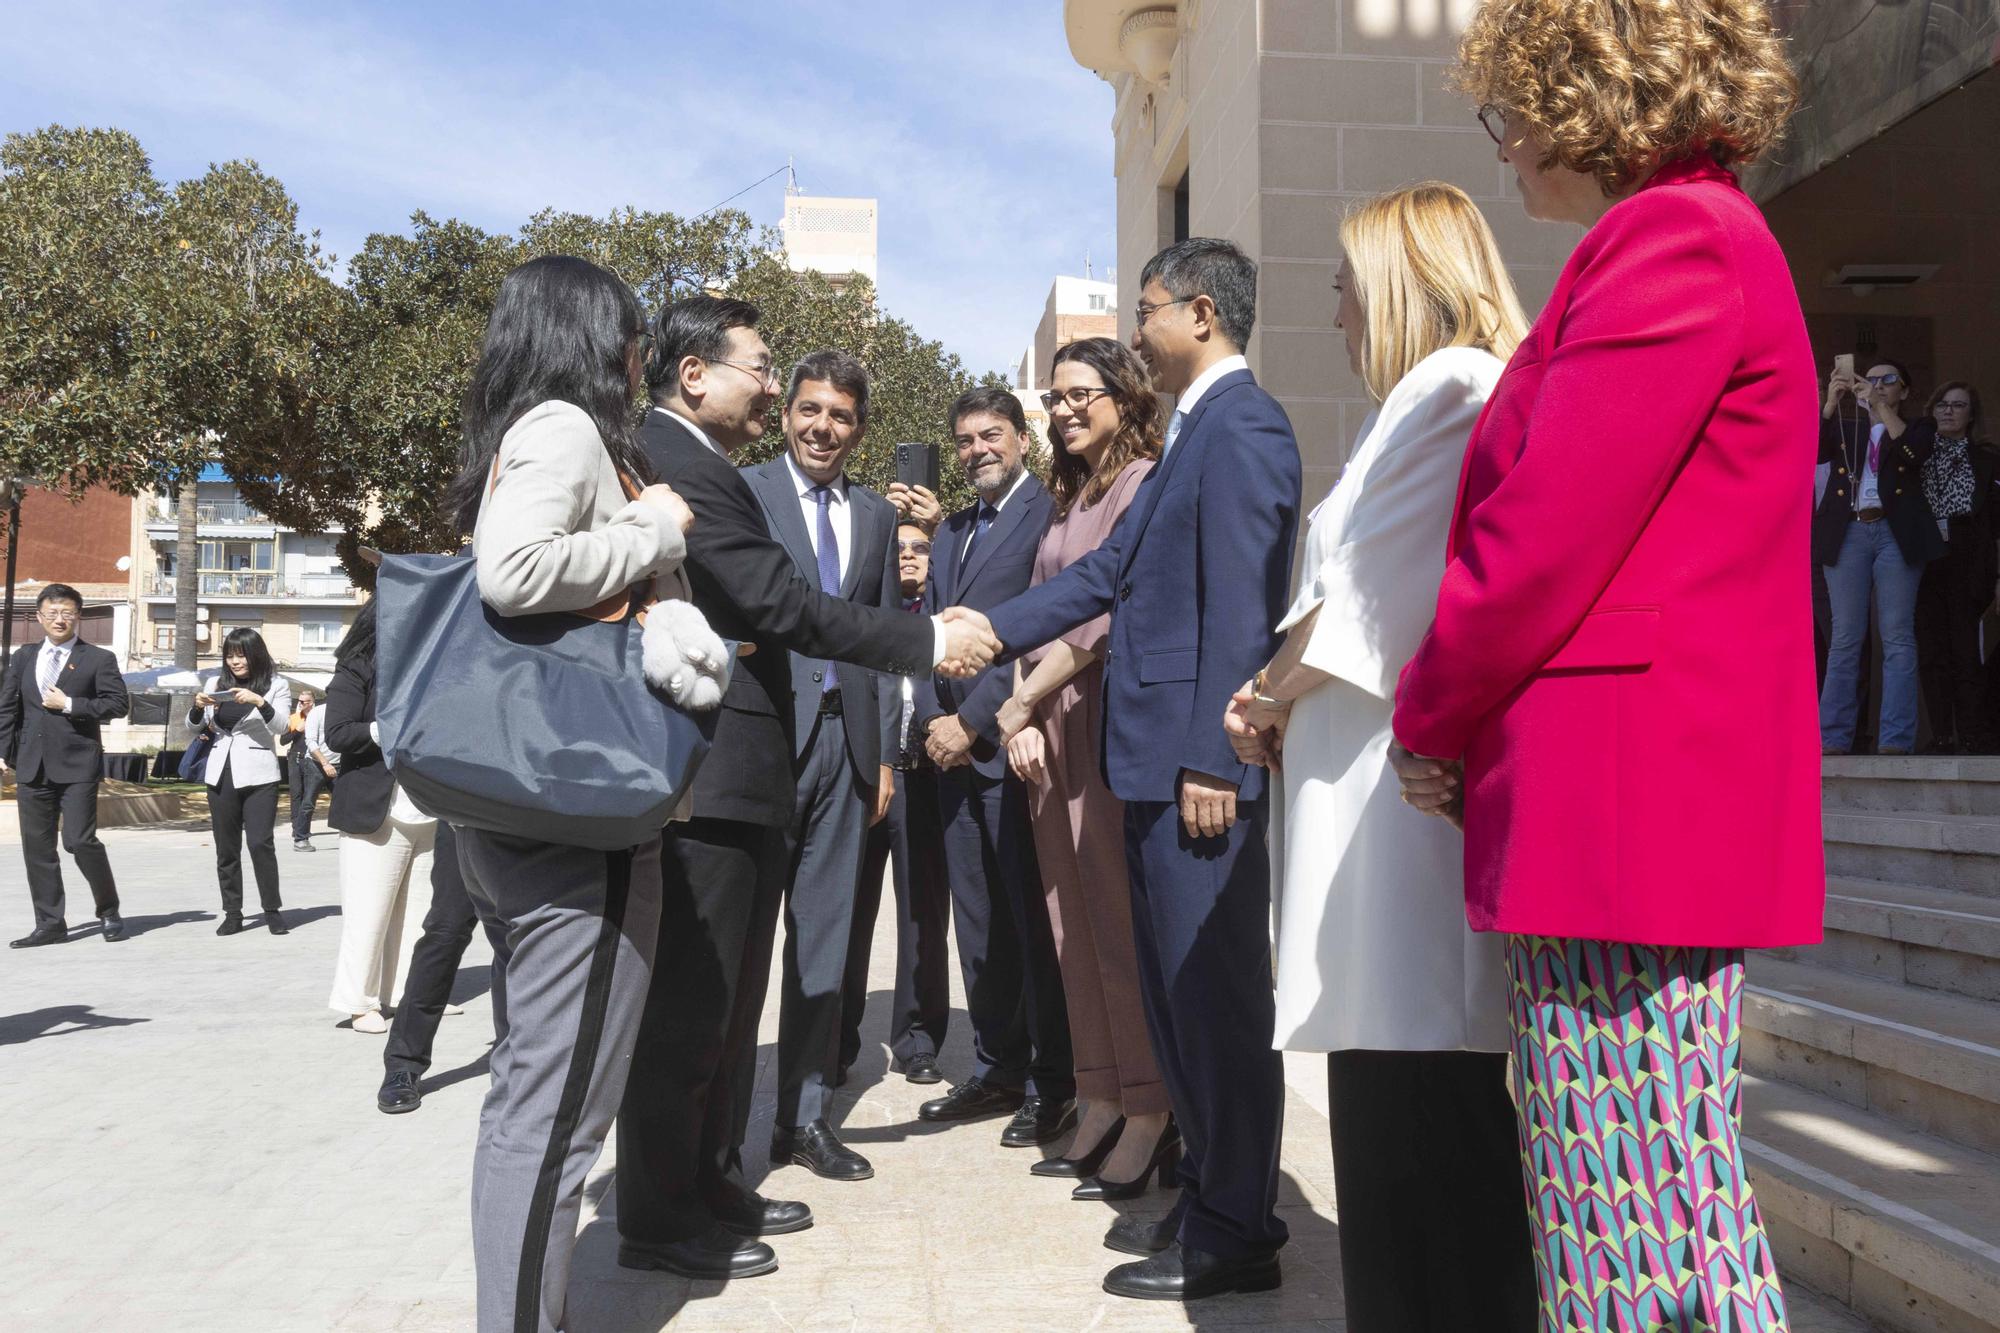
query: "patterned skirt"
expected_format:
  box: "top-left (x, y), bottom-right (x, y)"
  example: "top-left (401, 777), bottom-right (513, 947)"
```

top-left (1504, 935), bottom-right (1790, 1333)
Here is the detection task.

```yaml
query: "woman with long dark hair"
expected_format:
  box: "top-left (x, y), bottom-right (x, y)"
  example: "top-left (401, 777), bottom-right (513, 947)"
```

top-left (444, 254), bottom-right (695, 1333)
top-left (1915, 381), bottom-right (1998, 752)
top-left (993, 337), bottom-right (1172, 1198)
top-left (190, 627), bottom-right (292, 935)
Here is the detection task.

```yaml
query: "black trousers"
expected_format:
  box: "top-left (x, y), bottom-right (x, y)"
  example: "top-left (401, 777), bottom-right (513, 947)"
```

top-left (1916, 529), bottom-right (1995, 752)
top-left (936, 764), bottom-right (1071, 1098)
top-left (616, 816), bottom-right (787, 1244)
top-left (16, 776), bottom-right (120, 929)
top-left (210, 767), bottom-right (281, 916)
top-left (289, 755), bottom-right (333, 841)
top-left (384, 823), bottom-right (478, 1078)
top-left (1326, 1049), bottom-right (1538, 1333)
top-left (841, 764), bottom-right (952, 1069)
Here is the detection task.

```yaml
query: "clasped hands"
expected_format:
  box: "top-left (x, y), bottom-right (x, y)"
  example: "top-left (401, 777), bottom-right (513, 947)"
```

top-left (1387, 741), bottom-right (1464, 829)
top-left (936, 606), bottom-right (1000, 680)
top-left (1223, 680), bottom-right (1290, 771)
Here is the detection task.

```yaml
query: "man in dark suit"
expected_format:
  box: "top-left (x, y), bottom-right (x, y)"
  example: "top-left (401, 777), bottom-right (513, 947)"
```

top-left (909, 386), bottom-right (1074, 1148)
top-left (615, 296), bottom-right (998, 1281)
top-left (840, 521), bottom-right (953, 1087)
top-left (744, 349), bottom-right (900, 1183)
top-left (0, 583), bottom-right (129, 946)
top-left (983, 239), bottom-right (1301, 1300)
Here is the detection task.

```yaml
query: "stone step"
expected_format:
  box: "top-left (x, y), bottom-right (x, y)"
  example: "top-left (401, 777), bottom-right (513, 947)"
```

top-left (1822, 754), bottom-right (2000, 817)
top-left (1744, 1073), bottom-right (2000, 1333)
top-left (1822, 810), bottom-right (2000, 898)
top-left (1762, 878), bottom-right (2000, 1004)
top-left (1743, 955), bottom-right (2000, 1157)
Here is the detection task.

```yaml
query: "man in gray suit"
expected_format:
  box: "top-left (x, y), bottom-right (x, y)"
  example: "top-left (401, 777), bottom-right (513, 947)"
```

top-left (744, 350), bottom-right (901, 1182)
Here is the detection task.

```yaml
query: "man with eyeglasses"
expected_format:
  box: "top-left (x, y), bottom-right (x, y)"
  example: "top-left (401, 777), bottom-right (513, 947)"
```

top-left (616, 296), bottom-right (1001, 1282)
top-left (0, 583), bottom-right (129, 947)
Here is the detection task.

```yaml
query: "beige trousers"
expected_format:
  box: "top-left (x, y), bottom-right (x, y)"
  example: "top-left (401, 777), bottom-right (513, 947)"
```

top-left (326, 812), bottom-right (435, 1014)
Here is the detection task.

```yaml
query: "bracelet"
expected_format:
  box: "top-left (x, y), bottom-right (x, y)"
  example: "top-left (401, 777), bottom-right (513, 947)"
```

top-left (1250, 670), bottom-right (1291, 710)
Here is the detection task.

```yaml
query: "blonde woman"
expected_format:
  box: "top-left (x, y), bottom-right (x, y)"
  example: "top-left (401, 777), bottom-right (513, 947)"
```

top-left (1225, 183), bottom-right (1536, 1331)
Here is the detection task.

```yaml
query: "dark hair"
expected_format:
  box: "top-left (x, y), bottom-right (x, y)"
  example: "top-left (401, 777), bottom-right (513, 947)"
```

top-left (446, 255), bottom-right (652, 535)
top-left (786, 350), bottom-right (872, 428)
top-left (1139, 237), bottom-right (1258, 350)
top-left (947, 384), bottom-right (1028, 439)
top-left (220, 627), bottom-right (275, 694)
top-left (1928, 380), bottom-right (1983, 438)
top-left (334, 599), bottom-right (376, 666)
top-left (35, 583), bottom-right (82, 611)
top-left (645, 295), bottom-right (761, 406)
top-left (1046, 339), bottom-right (1162, 518)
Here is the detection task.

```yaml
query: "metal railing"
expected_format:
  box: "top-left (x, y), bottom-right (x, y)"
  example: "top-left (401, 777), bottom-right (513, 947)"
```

top-left (146, 499), bottom-right (270, 525)
top-left (144, 573), bottom-right (359, 599)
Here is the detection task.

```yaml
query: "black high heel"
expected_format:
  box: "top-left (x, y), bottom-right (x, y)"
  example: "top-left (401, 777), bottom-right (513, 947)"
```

top-left (1071, 1123), bottom-right (1181, 1201)
top-left (1029, 1116), bottom-right (1126, 1178)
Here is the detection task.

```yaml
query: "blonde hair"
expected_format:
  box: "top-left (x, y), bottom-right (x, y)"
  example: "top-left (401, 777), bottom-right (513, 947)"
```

top-left (1340, 182), bottom-right (1531, 402)
top-left (1454, 0), bottom-right (1798, 195)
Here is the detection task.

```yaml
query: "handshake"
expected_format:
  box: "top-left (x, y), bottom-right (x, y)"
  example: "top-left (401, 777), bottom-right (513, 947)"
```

top-left (936, 606), bottom-right (1002, 679)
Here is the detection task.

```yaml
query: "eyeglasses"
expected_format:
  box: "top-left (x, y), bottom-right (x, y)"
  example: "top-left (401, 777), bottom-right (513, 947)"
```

top-left (1935, 400), bottom-right (1971, 412)
top-left (1865, 373), bottom-right (1903, 387)
top-left (705, 357), bottom-right (780, 388)
top-left (1477, 104), bottom-right (1506, 145)
top-left (1134, 297), bottom-right (1192, 326)
top-left (1040, 386), bottom-right (1114, 412)
top-left (897, 540), bottom-right (932, 555)
top-left (37, 605), bottom-right (78, 620)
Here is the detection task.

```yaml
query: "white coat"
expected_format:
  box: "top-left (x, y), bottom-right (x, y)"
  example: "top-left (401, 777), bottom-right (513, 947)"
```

top-left (1269, 347), bottom-right (1512, 1053)
top-left (197, 673), bottom-right (292, 788)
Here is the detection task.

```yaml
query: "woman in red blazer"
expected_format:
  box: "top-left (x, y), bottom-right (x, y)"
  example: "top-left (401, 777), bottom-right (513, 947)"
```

top-left (1390, 3), bottom-right (1819, 1329)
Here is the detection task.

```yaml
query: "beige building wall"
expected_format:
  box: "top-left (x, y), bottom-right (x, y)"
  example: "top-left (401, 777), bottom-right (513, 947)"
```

top-left (1076, 0), bottom-right (1584, 506)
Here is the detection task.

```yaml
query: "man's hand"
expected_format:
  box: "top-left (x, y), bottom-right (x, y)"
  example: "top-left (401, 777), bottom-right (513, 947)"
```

top-left (1388, 741), bottom-right (1462, 824)
top-left (1178, 768), bottom-right (1239, 839)
top-left (924, 714), bottom-right (975, 769)
top-left (319, 759), bottom-right (338, 780)
top-left (872, 765), bottom-right (895, 826)
top-left (886, 483), bottom-right (943, 535)
top-left (997, 692), bottom-right (1035, 744)
top-left (1007, 727), bottom-right (1047, 784)
top-left (41, 686), bottom-right (68, 711)
top-left (937, 606), bottom-right (1000, 679)
top-left (1223, 680), bottom-right (1288, 770)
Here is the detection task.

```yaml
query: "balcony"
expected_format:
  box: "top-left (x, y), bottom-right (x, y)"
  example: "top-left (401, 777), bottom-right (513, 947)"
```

top-left (143, 572), bottom-right (360, 601)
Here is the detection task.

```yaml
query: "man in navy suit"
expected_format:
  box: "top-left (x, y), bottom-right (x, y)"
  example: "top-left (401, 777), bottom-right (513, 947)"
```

top-left (0, 584), bottom-right (129, 947)
top-left (909, 386), bottom-right (1075, 1147)
top-left (983, 239), bottom-right (1301, 1300)
top-left (743, 350), bottom-right (901, 1184)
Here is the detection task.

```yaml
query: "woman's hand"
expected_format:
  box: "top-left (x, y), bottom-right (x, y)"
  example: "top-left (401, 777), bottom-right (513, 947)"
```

top-left (638, 483), bottom-right (695, 534)
top-left (1388, 741), bottom-right (1462, 819)
top-left (996, 692), bottom-right (1035, 744)
top-left (1224, 680), bottom-right (1289, 770)
top-left (229, 688), bottom-right (264, 707)
top-left (1824, 368), bottom-right (1854, 415)
top-left (886, 483), bottom-right (943, 535)
top-left (193, 692), bottom-right (217, 709)
top-left (1006, 726), bottom-right (1048, 784)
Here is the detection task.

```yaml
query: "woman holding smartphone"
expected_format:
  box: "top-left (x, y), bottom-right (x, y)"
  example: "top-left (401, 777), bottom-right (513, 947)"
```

top-left (190, 627), bottom-right (292, 936)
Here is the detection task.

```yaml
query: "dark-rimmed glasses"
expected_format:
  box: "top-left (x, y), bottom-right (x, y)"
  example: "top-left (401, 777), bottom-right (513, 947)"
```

top-left (1865, 373), bottom-right (1903, 387)
top-left (1477, 104), bottom-right (1505, 145)
top-left (1934, 399), bottom-right (1971, 413)
top-left (896, 539), bottom-right (932, 555)
top-left (1040, 386), bottom-right (1114, 412)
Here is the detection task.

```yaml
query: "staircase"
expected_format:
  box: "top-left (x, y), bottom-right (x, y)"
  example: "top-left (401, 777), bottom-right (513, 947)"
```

top-left (1746, 756), bottom-right (2000, 1333)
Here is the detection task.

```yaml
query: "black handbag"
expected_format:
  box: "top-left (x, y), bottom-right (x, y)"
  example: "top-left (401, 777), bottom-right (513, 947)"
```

top-left (372, 553), bottom-right (718, 850)
top-left (176, 726), bottom-right (214, 783)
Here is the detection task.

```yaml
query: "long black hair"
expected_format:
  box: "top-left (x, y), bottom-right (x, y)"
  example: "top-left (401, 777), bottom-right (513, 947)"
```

top-left (333, 599), bottom-right (376, 667)
top-left (446, 254), bottom-right (653, 534)
top-left (220, 627), bottom-right (275, 693)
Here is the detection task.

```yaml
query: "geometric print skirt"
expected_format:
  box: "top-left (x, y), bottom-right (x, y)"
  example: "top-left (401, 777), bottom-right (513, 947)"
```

top-left (1505, 936), bottom-right (1791, 1333)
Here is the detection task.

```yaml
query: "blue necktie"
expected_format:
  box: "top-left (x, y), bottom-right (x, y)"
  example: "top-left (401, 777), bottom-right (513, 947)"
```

top-left (1163, 408), bottom-right (1185, 459)
top-left (813, 485), bottom-right (841, 691)
top-left (963, 503), bottom-right (999, 566)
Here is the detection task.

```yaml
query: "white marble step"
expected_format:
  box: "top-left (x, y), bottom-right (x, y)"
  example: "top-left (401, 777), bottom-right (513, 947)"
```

top-left (1762, 878), bottom-right (2000, 1004)
top-left (1821, 810), bottom-right (2000, 897)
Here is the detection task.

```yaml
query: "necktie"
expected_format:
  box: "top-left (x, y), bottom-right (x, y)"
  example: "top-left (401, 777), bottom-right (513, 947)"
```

top-left (1163, 409), bottom-right (1185, 458)
top-left (963, 503), bottom-right (999, 566)
top-left (1867, 433), bottom-right (1881, 476)
top-left (36, 645), bottom-right (60, 697)
top-left (813, 485), bottom-right (841, 691)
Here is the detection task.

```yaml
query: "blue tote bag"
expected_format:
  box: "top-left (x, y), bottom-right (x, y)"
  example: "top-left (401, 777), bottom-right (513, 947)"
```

top-left (372, 553), bottom-right (718, 851)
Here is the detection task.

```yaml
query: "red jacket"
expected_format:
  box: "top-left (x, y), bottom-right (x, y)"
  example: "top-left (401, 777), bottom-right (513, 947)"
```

top-left (1392, 156), bottom-right (1825, 948)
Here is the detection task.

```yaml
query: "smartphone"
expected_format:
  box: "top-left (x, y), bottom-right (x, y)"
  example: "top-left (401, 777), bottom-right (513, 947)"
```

top-left (1833, 353), bottom-right (1854, 383)
top-left (895, 442), bottom-right (940, 493)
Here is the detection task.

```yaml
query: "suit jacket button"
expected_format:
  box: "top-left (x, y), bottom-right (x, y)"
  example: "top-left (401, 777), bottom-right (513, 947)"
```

top-left (1118, 583), bottom-right (1131, 602)
top-left (811, 670), bottom-right (823, 682)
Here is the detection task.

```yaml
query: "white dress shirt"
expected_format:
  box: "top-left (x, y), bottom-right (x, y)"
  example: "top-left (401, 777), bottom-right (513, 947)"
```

top-left (37, 635), bottom-right (77, 713)
top-left (784, 454), bottom-right (852, 583)
top-left (961, 467), bottom-right (1032, 560)
top-left (301, 705), bottom-right (338, 771)
top-left (1164, 354), bottom-right (1251, 459)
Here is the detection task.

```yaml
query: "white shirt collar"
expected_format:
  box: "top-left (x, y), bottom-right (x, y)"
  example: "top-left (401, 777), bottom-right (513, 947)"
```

top-left (43, 634), bottom-right (76, 656)
top-left (1174, 354), bottom-right (1251, 419)
top-left (783, 452), bottom-right (846, 501)
top-left (657, 406), bottom-right (726, 460)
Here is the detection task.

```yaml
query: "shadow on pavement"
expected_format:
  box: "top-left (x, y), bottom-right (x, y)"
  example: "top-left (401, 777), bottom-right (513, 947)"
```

top-left (449, 963), bottom-right (494, 1006)
top-left (78, 910), bottom-right (214, 940)
top-left (421, 1051), bottom-right (492, 1097)
top-left (0, 1004), bottom-right (150, 1046)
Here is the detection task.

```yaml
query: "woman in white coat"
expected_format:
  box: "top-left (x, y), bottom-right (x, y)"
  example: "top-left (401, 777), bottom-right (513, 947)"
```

top-left (190, 627), bottom-right (292, 936)
top-left (1225, 183), bottom-right (1537, 1332)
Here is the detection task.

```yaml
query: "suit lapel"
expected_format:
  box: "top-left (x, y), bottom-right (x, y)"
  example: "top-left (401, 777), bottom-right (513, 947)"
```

top-left (935, 507), bottom-right (971, 605)
top-left (1115, 375), bottom-right (1241, 578)
top-left (749, 460), bottom-right (820, 585)
top-left (959, 476), bottom-right (1042, 593)
top-left (841, 490), bottom-right (882, 600)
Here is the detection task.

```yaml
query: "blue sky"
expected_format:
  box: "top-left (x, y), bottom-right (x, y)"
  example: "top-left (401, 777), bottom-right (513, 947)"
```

top-left (2, 0), bottom-right (1116, 378)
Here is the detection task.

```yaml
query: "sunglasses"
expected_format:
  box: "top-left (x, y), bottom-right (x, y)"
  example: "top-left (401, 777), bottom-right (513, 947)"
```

top-left (897, 540), bottom-right (932, 555)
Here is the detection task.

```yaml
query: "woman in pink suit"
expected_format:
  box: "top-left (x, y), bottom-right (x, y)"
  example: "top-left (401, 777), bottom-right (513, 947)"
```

top-left (1390, 3), bottom-right (1822, 1329)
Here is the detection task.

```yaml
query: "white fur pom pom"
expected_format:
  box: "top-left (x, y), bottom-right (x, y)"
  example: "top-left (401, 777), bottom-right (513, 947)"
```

top-left (642, 599), bottom-right (731, 712)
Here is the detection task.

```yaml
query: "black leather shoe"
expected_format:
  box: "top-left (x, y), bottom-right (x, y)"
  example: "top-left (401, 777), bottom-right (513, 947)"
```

top-left (1105, 1212), bottom-right (1178, 1257)
top-left (9, 922), bottom-right (67, 948)
top-left (1001, 1096), bottom-right (1077, 1147)
top-left (216, 914), bottom-right (244, 937)
top-left (265, 909), bottom-right (289, 935)
top-left (771, 1119), bottom-right (874, 1181)
top-left (895, 1052), bottom-right (943, 1084)
top-left (833, 1064), bottom-right (849, 1088)
top-left (1075, 1124), bottom-right (1182, 1200)
top-left (1103, 1243), bottom-right (1281, 1301)
top-left (618, 1225), bottom-right (778, 1280)
top-left (377, 1070), bottom-right (422, 1114)
top-left (1031, 1117), bottom-right (1124, 1178)
top-left (709, 1190), bottom-right (813, 1238)
top-left (98, 913), bottom-right (126, 943)
top-left (918, 1078), bottom-right (1024, 1123)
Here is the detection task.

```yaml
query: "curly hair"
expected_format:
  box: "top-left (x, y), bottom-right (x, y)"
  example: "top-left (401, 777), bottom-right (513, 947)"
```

top-left (1453, 0), bottom-right (1799, 195)
top-left (1045, 338), bottom-right (1162, 519)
